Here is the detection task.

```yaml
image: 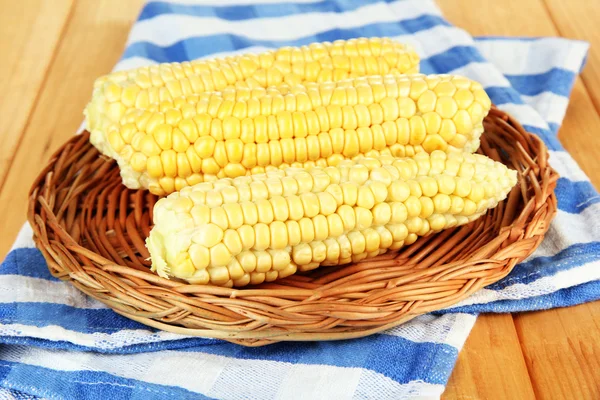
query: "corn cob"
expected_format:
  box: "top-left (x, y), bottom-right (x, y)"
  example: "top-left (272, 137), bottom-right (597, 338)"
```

top-left (146, 150), bottom-right (516, 287)
top-left (86, 38), bottom-right (418, 181)
top-left (88, 72), bottom-right (491, 195)
top-left (94, 38), bottom-right (419, 92)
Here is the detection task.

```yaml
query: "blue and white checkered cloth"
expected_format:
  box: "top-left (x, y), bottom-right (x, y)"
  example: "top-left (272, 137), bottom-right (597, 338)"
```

top-left (0, 0), bottom-right (596, 398)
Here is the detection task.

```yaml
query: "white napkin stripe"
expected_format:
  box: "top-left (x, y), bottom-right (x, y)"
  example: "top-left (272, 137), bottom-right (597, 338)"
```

top-left (126, 0), bottom-right (440, 47)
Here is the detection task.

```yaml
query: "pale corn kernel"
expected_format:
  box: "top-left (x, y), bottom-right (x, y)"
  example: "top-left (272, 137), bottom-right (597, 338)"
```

top-left (418, 177), bottom-right (438, 197)
top-left (223, 229), bottom-right (243, 256)
top-left (253, 223), bottom-right (270, 250)
top-left (312, 215), bottom-right (328, 241)
top-left (435, 97), bottom-right (458, 119)
top-left (461, 199), bottom-right (478, 216)
top-left (210, 207), bottom-right (229, 230)
top-left (341, 182), bottom-right (359, 205)
top-left (249, 272), bottom-right (266, 285)
top-left (232, 274), bottom-right (251, 287)
top-left (323, 238), bottom-right (341, 262)
top-left (452, 110), bottom-right (473, 134)
top-left (409, 116), bottom-right (427, 145)
top-left (468, 102), bottom-right (486, 124)
top-left (188, 269), bottom-right (210, 285)
top-left (348, 231), bottom-right (366, 254)
top-left (191, 224), bottom-right (223, 248)
top-left (337, 205), bottom-right (356, 231)
top-left (405, 217), bottom-right (424, 233)
top-left (363, 229), bottom-right (380, 252)
top-left (370, 182), bottom-right (388, 203)
top-left (189, 244), bottom-right (210, 269)
top-left (458, 162), bottom-right (475, 179)
top-left (433, 194), bottom-right (451, 213)
top-left (286, 196), bottom-right (304, 221)
top-left (227, 259), bottom-right (246, 280)
top-left (292, 243), bottom-right (313, 265)
top-left (237, 251), bottom-right (257, 273)
top-left (208, 265), bottom-right (230, 285)
top-left (299, 217), bottom-right (316, 242)
top-left (389, 202), bottom-right (407, 223)
top-left (417, 90), bottom-right (437, 113)
top-left (433, 81), bottom-right (456, 97)
top-left (357, 186), bottom-right (376, 209)
top-left (468, 185), bottom-right (485, 203)
top-left (404, 196), bottom-right (422, 218)
top-left (388, 181), bottom-right (411, 202)
top-left (473, 89), bottom-right (491, 109)
top-left (270, 250), bottom-right (292, 271)
top-left (387, 223), bottom-right (408, 242)
top-left (372, 203), bottom-right (392, 225)
top-left (454, 178), bottom-right (472, 198)
top-left (267, 196), bottom-right (287, 221)
top-left (419, 197), bottom-right (434, 218)
top-left (454, 89), bottom-right (474, 109)
top-left (408, 180), bottom-right (422, 197)
top-left (355, 207), bottom-right (373, 230)
top-left (250, 251), bottom-right (270, 273)
top-left (405, 233), bottom-right (418, 245)
top-left (255, 198), bottom-right (275, 224)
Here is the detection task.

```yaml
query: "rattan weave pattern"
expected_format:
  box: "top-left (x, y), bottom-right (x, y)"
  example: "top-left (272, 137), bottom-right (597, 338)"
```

top-left (27, 107), bottom-right (557, 346)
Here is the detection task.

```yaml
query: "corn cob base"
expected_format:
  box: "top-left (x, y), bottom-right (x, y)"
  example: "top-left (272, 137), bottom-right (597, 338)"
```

top-left (28, 108), bottom-right (558, 346)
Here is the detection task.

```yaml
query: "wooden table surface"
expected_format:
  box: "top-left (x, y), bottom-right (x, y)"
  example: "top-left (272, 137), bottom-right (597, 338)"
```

top-left (1, 0), bottom-right (599, 398)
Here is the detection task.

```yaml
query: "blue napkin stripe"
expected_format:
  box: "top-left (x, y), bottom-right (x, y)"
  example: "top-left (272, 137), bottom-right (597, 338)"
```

top-left (555, 179), bottom-right (600, 214)
top-left (0, 303), bottom-right (146, 333)
top-left (138, 0), bottom-right (394, 22)
top-left (521, 125), bottom-right (562, 149)
top-left (0, 250), bottom-right (57, 281)
top-left (122, 15), bottom-right (450, 62)
top-left (0, 360), bottom-right (212, 400)
top-left (175, 335), bottom-right (458, 385)
top-left (0, 335), bottom-right (217, 355)
top-left (487, 241), bottom-right (600, 290)
top-left (452, 278), bottom-right (600, 314)
top-left (505, 68), bottom-right (578, 97)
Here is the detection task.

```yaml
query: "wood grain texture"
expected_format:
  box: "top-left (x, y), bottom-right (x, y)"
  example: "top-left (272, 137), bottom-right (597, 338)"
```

top-left (0, 0), bottom-right (73, 186)
top-left (439, 0), bottom-right (600, 398)
top-left (439, 0), bottom-right (600, 189)
top-left (543, 0), bottom-right (600, 113)
top-left (0, 0), bottom-right (145, 259)
top-left (437, 1), bottom-right (547, 398)
top-left (514, 306), bottom-right (600, 400)
top-left (557, 78), bottom-right (600, 188)
top-left (443, 314), bottom-right (536, 400)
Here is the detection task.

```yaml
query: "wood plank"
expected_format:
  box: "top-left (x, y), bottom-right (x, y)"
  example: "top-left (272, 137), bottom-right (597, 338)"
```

top-left (443, 314), bottom-right (536, 400)
top-left (0, 0), bottom-right (73, 184)
top-left (440, 0), bottom-right (600, 188)
top-left (439, 0), bottom-right (600, 398)
top-left (0, 0), bottom-right (145, 259)
top-left (436, 0), bottom-right (554, 397)
top-left (543, 0), bottom-right (600, 113)
top-left (514, 305), bottom-right (600, 399)
top-left (438, 0), bottom-right (557, 36)
top-left (557, 78), bottom-right (600, 188)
